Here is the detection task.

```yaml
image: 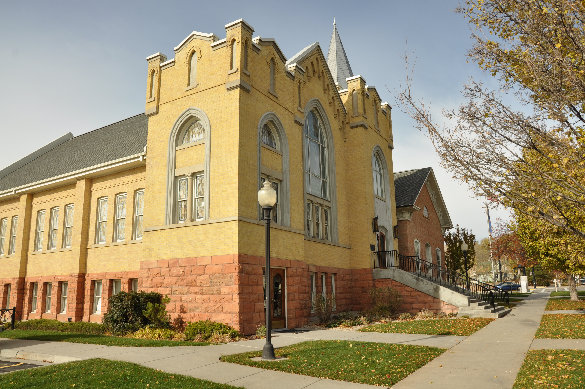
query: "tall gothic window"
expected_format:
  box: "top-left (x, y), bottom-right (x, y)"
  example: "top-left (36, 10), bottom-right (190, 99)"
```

top-left (372, 153), bottom-right (385, 198)
top-left (166, 108), bottom-right (211, 225)
top-left (304, 109), bottom-right (332, 241)
top-left (149, 70), bottom-right (155, 99)
top-left (305, 111), bottom-right (328, 200)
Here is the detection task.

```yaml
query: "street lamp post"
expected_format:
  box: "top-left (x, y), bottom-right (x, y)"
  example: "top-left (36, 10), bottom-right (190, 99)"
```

top-left (258, 180), bottom-right (277, 360)
top-left (461, 242), bottom-right (470, 291)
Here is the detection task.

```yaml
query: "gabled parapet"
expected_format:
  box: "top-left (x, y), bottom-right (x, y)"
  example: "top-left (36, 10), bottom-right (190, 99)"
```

top-left (224, 19), bottom-right (254, 92)
top-left (145, 53), bottom-right (166, 116)
top-left (346, 75), bottom-right (368, 128)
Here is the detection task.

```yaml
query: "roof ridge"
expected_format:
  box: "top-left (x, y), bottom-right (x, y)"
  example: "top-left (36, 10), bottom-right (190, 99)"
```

top-left (69, 113), bottom-right (145, 141)
top-left (0, 113), bottom-right (145, 186)
top-left (0, 132), bottom-right (74, 180)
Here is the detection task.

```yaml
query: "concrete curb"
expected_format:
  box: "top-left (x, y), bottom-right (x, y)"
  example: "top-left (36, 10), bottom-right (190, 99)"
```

top-left (0, 349), bottom-right (81, 364)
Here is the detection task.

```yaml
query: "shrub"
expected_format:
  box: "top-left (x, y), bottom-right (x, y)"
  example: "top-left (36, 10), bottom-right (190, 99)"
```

top-left (368, 287), bottom-right (402, 320)
top-left (132, 327), bottom-right (179, 341)
top-left (315, 295), bottom-right (335, 324)
top-left (184, 320), bottom-right (239, 341)
top-left (398, 312), bottom-right (413, 321)
top-left (171, 316), bottom-right (186, 332)
top-left (415, 309), bottom-right (435, 319)
top-left (14, 319), bottom-right (106, 334)
top-left (255, 324), bottom-right (266, 338)
top-left (143, 296), bottom-right (171, 329)
top-left (326, 312), bottom-right (366, 328)
top-left (103, 291), bottom-right (168, 335)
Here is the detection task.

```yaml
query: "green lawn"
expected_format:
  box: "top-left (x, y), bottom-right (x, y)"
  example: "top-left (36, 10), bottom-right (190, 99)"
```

top-left (359, 318), bottom-right (494, 336)
top-left (545, 298), bottom-right (585, 311)
top-left (535, 314), bottom-right (585, 338)
top-left (550, 291), bottom-right (585, 297)
top-left (0, 330), bottom-right (207, 347)
top-left (221, 340), bottom-right (444, 387)
top-left (0, 358), bottom-right (240, 389)
top-left (514, 350), bottom-right (585, 388)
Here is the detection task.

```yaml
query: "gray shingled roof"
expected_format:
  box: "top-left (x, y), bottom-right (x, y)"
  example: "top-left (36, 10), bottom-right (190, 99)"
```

top-left (326, 21), bottom-right (353, 89)
top-left (0, 114), bottom-right (148, 192)
top-left (394, 167), bottom-right (432, 208)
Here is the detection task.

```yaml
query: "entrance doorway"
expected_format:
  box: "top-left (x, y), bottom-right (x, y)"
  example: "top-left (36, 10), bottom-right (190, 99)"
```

top-left (263, 268), bottom-right (286, 329)
top-left (377, 231), bottom-right (386, 268)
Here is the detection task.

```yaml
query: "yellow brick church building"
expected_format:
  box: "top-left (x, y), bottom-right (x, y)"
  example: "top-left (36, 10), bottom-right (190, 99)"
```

top-left (0, 20), bottom-right (402, 334)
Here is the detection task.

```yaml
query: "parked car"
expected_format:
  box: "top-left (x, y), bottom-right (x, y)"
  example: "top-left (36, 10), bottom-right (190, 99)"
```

top-left (495, 282), bottom-right (521, 291)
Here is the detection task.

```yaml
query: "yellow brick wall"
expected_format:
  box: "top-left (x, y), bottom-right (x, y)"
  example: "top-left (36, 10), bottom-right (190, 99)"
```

top-left (26, 184), bottom-right (77, 277)
top-left (86, 167), bottom-right (146, 273)
top-left (0, 19), bottom-right (398, 283)
top-left (0, 198), bottom-right (23, 278)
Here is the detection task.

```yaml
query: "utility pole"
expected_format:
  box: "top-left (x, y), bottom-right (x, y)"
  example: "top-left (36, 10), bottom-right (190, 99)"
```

top-left (485, 202), bottom-right (496, 285)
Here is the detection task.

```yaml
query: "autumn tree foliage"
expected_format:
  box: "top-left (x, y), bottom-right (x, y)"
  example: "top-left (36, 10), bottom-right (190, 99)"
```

top-left (514, 212), bottom-right (582, 299)
top-left (444, 226), bottom-right (476, 274)
top-left (397, 0), bottom-right (585, 286)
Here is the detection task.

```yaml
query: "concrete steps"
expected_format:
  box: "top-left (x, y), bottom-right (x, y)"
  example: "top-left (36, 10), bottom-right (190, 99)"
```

top-left (457, 298), bottom-right (511, 319)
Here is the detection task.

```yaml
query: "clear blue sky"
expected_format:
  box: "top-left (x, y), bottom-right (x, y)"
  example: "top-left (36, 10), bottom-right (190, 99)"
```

top-left (0, 0), bottom-right (507, 240)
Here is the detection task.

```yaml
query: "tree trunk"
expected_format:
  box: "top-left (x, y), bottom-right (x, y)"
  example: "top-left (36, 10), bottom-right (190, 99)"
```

top-left (568, 275), bottom-right (578, 301)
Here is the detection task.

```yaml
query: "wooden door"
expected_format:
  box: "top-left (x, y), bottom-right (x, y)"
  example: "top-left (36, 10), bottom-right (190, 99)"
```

top-left (271, 268), bottom-right (285, 329)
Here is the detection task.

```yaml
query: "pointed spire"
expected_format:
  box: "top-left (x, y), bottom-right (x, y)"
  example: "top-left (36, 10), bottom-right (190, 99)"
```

top-left (326, 20), bottom-right (353, 90)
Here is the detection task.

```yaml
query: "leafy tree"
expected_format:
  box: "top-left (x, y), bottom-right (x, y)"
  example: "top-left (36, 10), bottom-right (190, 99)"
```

top-left (514, 213), bottom-right (584, 300)
top-left (397, 0), bottom-right (585, 280)
top-left (444, 226), bottom-right (476, 274)
top-left (473, 238), bottom-right (493, 277)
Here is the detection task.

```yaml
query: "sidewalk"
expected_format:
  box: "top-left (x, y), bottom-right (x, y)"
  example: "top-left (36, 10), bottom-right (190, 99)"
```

top-left (392, 290), bottom-right (549, 389)
top-left (0, 289), bottom-right (573, 388)
top-left (0, 328), bottom-right (463, 388)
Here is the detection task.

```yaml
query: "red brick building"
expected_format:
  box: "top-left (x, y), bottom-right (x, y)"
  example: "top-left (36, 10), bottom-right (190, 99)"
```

top-left (394, 168), bottom-right (452, 269)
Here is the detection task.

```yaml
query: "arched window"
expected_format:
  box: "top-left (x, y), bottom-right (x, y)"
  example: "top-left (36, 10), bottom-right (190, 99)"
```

top-left (257, 113), bottom-right (290, 226)
top-left (149, 70), bottom-right (155, 100)
top-left (305, 111), bottom-right (328, 199)
top-left (165, 108), bottom-right (211, 225)
top-left (352, 90), bottom-right (358, 116)
top-left (230, 39), bottom-right (237, 70)
top-left (372, 153), bottom-right (384, 198)
top-left (188, 51), bottom-right (197, 87)
top-left (303, 101), bottom-right (337, 242)
top-left (261, 123), bottom-right (278, 150)
top-left (243, 40), bottom-right (249, 71)
top-left (179, 120), bottom-right (205, 146)
top-left (269, 58), bottom-right (276, 94)
top-left (436, 248), bottom-right (442, 268)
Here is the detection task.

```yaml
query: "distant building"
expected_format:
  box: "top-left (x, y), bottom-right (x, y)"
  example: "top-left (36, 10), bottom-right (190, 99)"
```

top-left (394, 167), bottom-right (452, 268)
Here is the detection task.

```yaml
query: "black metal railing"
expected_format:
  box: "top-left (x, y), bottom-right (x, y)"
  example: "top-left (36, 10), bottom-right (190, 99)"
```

top-left (372, 251), bottom-right (510, 307)
top-left (0, 307), bottom-right (16, 330)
